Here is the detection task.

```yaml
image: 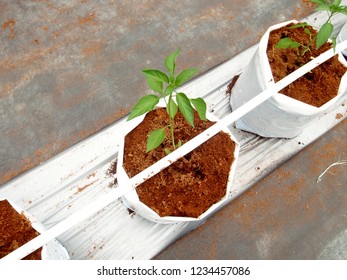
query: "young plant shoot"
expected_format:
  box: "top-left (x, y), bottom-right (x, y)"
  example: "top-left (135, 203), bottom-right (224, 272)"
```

top-left (276, 22), bottom-right (314, 56)
top-left (276, 0), bottom-right (347, 53)
top-left (127, 49), bottom-right (207, 154)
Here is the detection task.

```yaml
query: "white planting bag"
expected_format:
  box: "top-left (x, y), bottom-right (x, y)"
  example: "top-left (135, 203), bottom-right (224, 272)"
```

top-left (0, 198), bottom-right (70, 260)
top-left (337, 21), bottom-right (347, 56)
top-left (230, 20), bottom-right (347, 138)
top-left (117, 108), bottom-right (240, 224)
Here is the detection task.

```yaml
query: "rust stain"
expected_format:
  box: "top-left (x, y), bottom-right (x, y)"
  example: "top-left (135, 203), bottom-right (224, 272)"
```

top-left (0, 44), bottom-right (59, 98)
top-left (189, 4), bottom-right (225, 24)
top-left (79, 12), bottom-right (96, 26)
top-left (87, 172), bottom-right (96, 179)
top-left (336, 113), bottom-right (343, 119)
top-left (2, 19), bottom-right (16, 39)
top-left (81, 41), bottom-right (103, 58)
top-left (292, 1), bottom-right (316, 20)
top-left (301, 0), bottom-right (317, 8)
top-left (53, 73), bottom-right (88, 109)
top-left (309, 141), bottom-right (340, 175)
top-left (74, 180), bottom-right (97, 195)
top-left (77, 107), bottom-right (128, 140)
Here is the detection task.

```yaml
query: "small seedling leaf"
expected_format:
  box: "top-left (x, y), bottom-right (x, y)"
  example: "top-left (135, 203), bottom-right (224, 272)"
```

top-left (146, 77), bottom-right (163, 94)
top-left (175, 68), bottom-right (198, 86)
top-left (190, 97), bottom-right (207, 121)
top-left (176, 92), bottom-right (194, 127)
top-left (177, 140), bottom-right (182, 148)
top-left (164, 148), bottom-right (171, 155)
top-left (276, 37), bottom-right (299, 49)
top-left (165, 49), bottom-right (180, 81)
top-left (304, 27), bottom-right (311, 35)
top-left (316, 22), bottom-right (333, 49)
top-left (147, 128), bottom-right (166, 152)
top-left (167, 96), bottom-right (178, 119)
top-left (127, 94), bottom-right (159, 121)
top-left (142, 69), bottom-right (169, 84)
top-left (291, 41), bottom-right (301, 48)
top-left (289, 22), bottom-right (309, 29)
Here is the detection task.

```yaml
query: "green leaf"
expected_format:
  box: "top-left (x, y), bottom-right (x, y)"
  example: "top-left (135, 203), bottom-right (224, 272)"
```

top-left (310, 0), bottom-right (325, 5)
top-left (177, 140), bottom-right (182, 148)
top-left (314, 4), bottom-right (330, 12)
top-left (190, 98), bottom-right (207, 121)
top-left (165, 49), bottom-right (180, 82)
top-left (336, 6), bottom-right (347, 15)
top-left (276, 38), bottom-right (292, 48)
top-left (142, 69), bottom-right (169, 84)
top-left (276, 37), bottom-right (300, 49)
top-left (333, 0), bottom-right (342, 6)
top-left (164, 148), bottom-right (171, 155)
top-left (146, 77), bottom-right (163, 94)
top-left (304, 27), bottom-right (311, 35)
top-left (147, 128), bottom-right (166, 152)
top-left (127, 94), bottom-right (159, 121)
top-left (176, 92), bottom-right (194, 127)
top-left (316, 22), bottom-right (333, 49)
top-left (163, 85), bottom-right (175, 97)
top-left (291, 41), bottom-right (301, 48)
top-left (289, 22), bottom-right (309, 29)
top-left (332, 36), bottom-right (337, 52)
top-left (166, 96), bottom-right (178, 119)
top-left (175, 68), bottom-right (198, 86)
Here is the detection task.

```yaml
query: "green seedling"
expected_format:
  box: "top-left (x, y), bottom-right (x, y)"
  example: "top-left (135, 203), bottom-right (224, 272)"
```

top-left (127, 49), bottom-right (207, 154)
top-left (276, 0), bottom-right (347, 54)
top-left (276, 22), bottom-right (314, 56)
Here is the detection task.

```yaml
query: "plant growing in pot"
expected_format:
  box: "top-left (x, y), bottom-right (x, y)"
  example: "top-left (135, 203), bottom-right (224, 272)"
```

top-left (230, 0), bottom-right (347, 138)
top-left (117, 49), bottom-right (240, 223)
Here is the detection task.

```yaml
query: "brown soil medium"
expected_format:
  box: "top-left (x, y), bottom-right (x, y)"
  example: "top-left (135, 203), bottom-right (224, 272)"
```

top-left (0, 200), bottom-right (42, 260)
top-left (267, 22), bottom-right (346, 107)
top-left (123, 108), bottom-right (236, 218)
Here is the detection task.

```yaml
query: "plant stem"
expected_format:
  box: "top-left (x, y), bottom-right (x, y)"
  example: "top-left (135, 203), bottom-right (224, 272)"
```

top-left (166, 92), bottom-right (176, 150)
top-left (169, 117), bottom-right (176, 150)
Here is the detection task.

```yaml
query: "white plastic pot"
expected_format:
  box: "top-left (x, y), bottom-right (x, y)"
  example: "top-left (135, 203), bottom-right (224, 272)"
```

top-left (337, 21), bottom-right (347, 56)
top-left (0, 198), bottom-right (70, 260)
top-left (230, 20), bottom-right (347, 138)
top-left (117, 107), bottom-right (240, 224)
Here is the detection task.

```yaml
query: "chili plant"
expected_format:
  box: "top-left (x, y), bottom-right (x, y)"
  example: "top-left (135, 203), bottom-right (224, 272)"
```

top-left (276, 0), bottom-right (347, 53)
top-left (127, 49), bottom-right (207, 154)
